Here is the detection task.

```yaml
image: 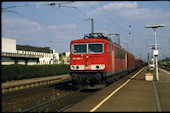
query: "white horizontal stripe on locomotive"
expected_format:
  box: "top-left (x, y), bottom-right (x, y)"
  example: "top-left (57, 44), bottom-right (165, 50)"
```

top-left (70, 64), bottom-right (105, 70)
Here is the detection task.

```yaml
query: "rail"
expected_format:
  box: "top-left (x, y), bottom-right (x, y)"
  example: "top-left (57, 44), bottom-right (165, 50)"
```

top-left (21, 88), bottom-right (83, 113)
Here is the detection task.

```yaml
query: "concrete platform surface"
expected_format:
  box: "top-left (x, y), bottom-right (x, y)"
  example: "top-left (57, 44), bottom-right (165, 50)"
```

top-left (64, 67), bottom-right (170, 112)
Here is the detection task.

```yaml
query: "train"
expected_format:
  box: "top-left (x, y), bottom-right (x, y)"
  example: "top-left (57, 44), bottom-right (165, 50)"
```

top-left (135, 59), bottom-right (144, 69)
top-left (69, 33), bottom-right (139, 89)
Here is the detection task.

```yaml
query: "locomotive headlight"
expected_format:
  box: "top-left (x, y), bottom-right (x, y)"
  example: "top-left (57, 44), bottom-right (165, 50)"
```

top-left (91, 65), bottom-right (105, 70)
top-left (76, 66), bottom-right (79, 69)
top-left (96, 65), bottom-right (105, 70)
top-left (71, 66), bottom-right (74, 69)
top-left (100, 65), bottom-right (105, 70)
top-left (96, 65), bottom-right (99, 69)
top-left (70, 65), bottom-right (84, 70)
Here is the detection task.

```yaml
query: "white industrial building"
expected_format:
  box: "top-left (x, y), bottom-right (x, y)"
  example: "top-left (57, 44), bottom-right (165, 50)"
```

top-left (1, 37), bottom-right (60, 65)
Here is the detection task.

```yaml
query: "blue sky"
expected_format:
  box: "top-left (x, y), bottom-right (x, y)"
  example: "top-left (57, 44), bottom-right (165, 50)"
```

top-left (2, 1), bottom-right (170, 61)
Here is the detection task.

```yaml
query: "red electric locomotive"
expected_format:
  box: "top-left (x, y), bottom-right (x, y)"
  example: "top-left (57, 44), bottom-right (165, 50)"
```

top-left (70, 33), bottom-right (135, 89)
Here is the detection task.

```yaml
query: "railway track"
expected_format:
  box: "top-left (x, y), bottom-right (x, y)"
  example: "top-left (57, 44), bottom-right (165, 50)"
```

top-left (2, 79), bottom-right (71, 102)
top-left (2, 79), bottom-right (97, 112)
top-left (21, 88), bottom-right (83, 112)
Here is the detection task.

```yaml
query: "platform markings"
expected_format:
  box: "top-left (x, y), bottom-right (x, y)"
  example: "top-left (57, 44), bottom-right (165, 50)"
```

top-left (159, 68), bottom-right (170, 75)
top-left (90, 67), bottom-right (145, 112)
top-left (152, 81), bottom-right (162, 112)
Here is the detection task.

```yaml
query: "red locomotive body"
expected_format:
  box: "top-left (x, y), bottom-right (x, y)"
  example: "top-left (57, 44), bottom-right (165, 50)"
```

top-left (127, 52), bottom-right (136, 72)
top-left (70, 33), bottom-right (135, 89)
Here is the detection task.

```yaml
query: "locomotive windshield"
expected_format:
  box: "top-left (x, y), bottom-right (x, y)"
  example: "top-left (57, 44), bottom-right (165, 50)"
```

top-left (72, 43), bottom-right (103, 54)
top-left (88, 44), bottom-right (103, 53)
top-left (72, 44), bottom-right (87, 54)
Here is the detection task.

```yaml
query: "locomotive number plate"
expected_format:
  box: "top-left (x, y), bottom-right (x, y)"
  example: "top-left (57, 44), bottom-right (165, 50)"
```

top-left (72, 57), bottom-right (83, 60)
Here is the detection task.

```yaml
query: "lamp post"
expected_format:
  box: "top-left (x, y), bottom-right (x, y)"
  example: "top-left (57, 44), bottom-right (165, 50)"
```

top-left (145, 24), bottom-right (165, 81)
top-left (50, 40), bottom-right (64, 64)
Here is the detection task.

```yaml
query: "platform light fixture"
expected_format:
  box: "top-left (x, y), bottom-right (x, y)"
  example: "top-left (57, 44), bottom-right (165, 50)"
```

top-left (148, 44), bottom-right (159, 68)
top-left (145, 24), bottom-right (165, 81)
top-left (145, 24), bottom-right (165, 28)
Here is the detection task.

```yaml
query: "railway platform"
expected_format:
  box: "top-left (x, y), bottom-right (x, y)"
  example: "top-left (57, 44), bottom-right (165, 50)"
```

top-left (64, 67), bottom-right (170, 112)
top-left (2, 74), bottom-right (70, 93)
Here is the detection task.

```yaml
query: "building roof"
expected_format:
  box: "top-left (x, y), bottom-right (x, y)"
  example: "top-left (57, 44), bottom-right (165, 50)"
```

top-left (16, 45), bottom-right (51, 53)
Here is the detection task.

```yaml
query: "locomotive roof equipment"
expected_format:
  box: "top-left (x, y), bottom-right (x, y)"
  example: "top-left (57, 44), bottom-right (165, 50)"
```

top-left (84, 33), bottom-right (112, 42)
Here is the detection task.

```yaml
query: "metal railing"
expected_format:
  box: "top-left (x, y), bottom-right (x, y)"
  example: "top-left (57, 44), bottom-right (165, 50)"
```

top-left (2, 52), bottom-right (44, 58)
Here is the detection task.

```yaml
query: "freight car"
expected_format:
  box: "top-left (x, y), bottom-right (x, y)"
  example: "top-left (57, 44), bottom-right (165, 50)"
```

top-left (135, 59), bottom-right (144, 69)
top-left (70, 33), bottom-right (136, 89)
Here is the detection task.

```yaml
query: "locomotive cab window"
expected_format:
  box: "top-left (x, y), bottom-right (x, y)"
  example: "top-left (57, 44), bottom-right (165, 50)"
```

top-left (88, 43), bottom-right (103, 53)
top-left (107, 43), bottom-right (110, 54)
top-left (72, 44), bottom-right (87, 54)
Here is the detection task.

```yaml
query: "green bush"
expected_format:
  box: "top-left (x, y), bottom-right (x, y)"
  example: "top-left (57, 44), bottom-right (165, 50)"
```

top-left (1, 64), bottom-right (69, 82)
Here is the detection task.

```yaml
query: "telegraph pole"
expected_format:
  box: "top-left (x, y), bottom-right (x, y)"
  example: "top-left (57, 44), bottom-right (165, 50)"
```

top-left (91, 18), bottom-right (94, 36)
top-left (86, 18), bottom-right (94, 36)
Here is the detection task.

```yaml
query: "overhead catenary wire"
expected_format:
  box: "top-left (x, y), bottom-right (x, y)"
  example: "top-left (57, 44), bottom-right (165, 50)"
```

top-left (3, 9), bottom-right (81, 38)
top-left (3, 10), bottom-right (49, 26)
top-left (71, 2), bottom-right (130, 43)
top-left (94, 2), bottom-right (153, 55)
top-left (84, 2), bottom-right (130, 43)
top-left (85, 2), bottom-right (109, 32)
top-left (94, 2), bottom-right (147, 40)
top-left (87, 2), bottom-right (135, 45)
top-left (49, 5), bottom-right (90, 32)
top-left (53, 1), bottom-right (168, 42)
top-left (98, 2), bottom-right (129, 34)
top-left (70, 3), bottom-right (110, 33)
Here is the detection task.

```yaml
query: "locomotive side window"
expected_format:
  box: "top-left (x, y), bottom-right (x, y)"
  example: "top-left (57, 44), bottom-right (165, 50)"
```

top-left (72, 44), bottom-right (87, 54)
top-left (88, 43), bottom-right (103, 53)
top-left (107, 43), bottom-right (110, 54)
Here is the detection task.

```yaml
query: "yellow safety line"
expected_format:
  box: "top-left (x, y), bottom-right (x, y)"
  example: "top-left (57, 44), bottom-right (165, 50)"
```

top-left (90, 67), bottom-right (145, 112)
